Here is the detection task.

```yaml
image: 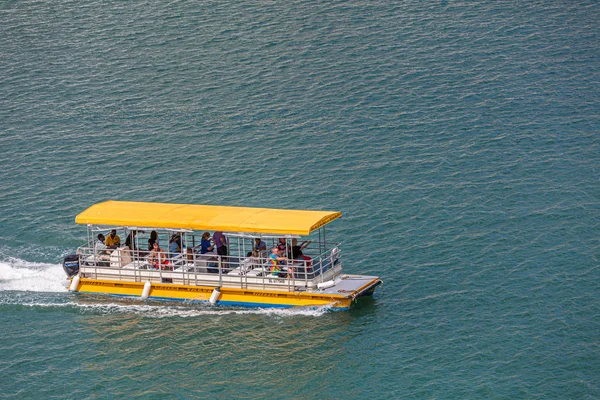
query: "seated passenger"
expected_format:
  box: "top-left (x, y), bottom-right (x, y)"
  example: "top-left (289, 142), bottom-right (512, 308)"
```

top-left (253, 238), bottom-right (267, 254)
top-left (241, 251), bottom-right (260, 272)
top-left (147, 230), bottom-right (159, 251)
top-left (200, 232), bottom-right (214, 254)
top-left (95, 234), bottom-right (110, 264)
top-left (186, 247), bottom-right (195, 263)
top-left (244, 250), bottom-right (260, 260)
top-left (289, 238), bottom-right (311, 259)
top-left (105, 229), bottom-right (121, 249)
top-left (294, 249), bottom-right (313, 274)
top-left (148, 242), bottom-right (170, 270)
top-left (276, 238), bottom-right (288, 254)
top-left (95, 234), bottom-right (108, 254)
top-left (268, 247), bottom-right (287, 277)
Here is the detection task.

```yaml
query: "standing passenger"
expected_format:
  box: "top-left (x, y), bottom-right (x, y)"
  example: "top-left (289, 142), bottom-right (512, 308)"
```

top-left (125, 231), bottom-right (138, 251)
top-left (147, 230), bottom-right (159, 251)
top-left (213, 231), bottom-right (228, 257)
top-left (125, 230), bottom-right (141, 259)
top-left (200, 232), bottom-right (214, 254)
top-left (169, 233), bottom-right (181, 257)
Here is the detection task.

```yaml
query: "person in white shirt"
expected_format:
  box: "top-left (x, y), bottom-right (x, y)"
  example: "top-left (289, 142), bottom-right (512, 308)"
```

top-left (94, 233), bottom-right (111, 262)
top-left (95, 234), bottom-right (107, 253)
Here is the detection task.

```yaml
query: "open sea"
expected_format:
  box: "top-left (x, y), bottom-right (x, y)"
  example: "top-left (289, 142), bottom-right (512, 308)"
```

top-left (1, 0), bottom-right (599, 398)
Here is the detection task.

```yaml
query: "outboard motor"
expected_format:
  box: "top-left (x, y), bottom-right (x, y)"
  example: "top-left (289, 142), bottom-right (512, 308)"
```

top-left (62, 254), bottom-right (80, 278)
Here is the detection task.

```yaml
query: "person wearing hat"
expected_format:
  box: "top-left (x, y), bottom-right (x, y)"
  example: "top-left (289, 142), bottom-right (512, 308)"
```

top-left (169, 233), bottom-right (182, 258)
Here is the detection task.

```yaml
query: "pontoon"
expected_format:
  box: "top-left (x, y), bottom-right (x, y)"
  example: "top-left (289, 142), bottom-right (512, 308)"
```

top-left (63, 201), bottom-right (382, 309)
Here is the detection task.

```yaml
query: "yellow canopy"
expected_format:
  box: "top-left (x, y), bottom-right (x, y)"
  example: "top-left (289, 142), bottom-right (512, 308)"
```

top-left (75, 200), bottom-right (342, 236)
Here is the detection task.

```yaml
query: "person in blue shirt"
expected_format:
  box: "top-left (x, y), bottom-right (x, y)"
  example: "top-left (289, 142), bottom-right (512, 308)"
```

top-left (253, 238), bottom-right (267, 254)
top-left (169, 233), bottom-right (181, 257)
top-left (200, 232), bottom-right (214, 254)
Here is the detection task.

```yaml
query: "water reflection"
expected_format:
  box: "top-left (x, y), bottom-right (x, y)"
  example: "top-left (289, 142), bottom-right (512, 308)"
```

top-left (69, 294), bottom-right (380, 395)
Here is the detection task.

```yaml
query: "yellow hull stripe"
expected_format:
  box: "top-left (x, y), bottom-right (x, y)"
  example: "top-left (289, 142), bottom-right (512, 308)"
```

top-left (73, 278), bottom-right (353, 309)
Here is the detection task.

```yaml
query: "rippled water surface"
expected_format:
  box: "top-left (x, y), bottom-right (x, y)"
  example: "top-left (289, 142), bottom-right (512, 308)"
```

top-left (1, 0), bottom-right (599, 398)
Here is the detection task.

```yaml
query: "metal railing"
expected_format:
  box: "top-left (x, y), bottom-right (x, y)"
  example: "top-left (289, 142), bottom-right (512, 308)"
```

top-left (76, 244), bottom-right (342, 291)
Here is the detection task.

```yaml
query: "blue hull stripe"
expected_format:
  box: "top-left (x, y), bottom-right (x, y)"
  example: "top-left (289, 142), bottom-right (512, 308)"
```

top-left (76, 292), bottom-right (349, 310)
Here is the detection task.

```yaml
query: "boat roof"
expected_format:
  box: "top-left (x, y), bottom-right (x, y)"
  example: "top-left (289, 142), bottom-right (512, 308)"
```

top-left (75, 200), bottom-right (342, 236)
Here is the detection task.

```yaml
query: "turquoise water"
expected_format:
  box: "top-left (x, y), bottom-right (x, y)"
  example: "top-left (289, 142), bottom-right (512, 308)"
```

top-left (1, 0), bottom-right (599, 398)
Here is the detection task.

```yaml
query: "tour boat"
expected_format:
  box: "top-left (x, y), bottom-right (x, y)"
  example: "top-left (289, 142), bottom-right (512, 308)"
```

top-left (63, 200), bottom-right (382, 310)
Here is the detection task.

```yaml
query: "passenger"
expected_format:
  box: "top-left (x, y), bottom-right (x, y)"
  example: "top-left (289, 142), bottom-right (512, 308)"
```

top-left (268, 247), bottom-right (287, 277)
top-left (245, 249), bottom-right (260, 260)
top-left (298, 250), bottom-right (312, 265)
top-left (213, 231), bottom-right (228, 257)
top-left (147, 230), bottom-right (159, 251)
top-left (125, 230), bottom-right (144, 259)
top-left (277, 238), bottom-right (287, 252)
top-left (186, 247), bottom-right (195, 263)
top-left (200, 232), bottom-right (214, 254)
top-left (148, 242), bottom-right (170, 270)
top-left (294, 249), bottom-right (313, 276)
top-left (105, 229), bottom-right (121, 249)
top-left (289, 238), bottom-right (311, 259)
top-left (242, 250), bottom-right (261, 271)
top-left (253, 238), bottom-right (267, 254)
top-left (125, 230), bottom-right (138, 251)
top-left (95, 234), bottom-right (108, 254)
top-left (169, 233), bottom-right (182, 257)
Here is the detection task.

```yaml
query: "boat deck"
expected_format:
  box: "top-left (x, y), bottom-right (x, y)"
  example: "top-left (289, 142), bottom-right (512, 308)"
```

top-left (318, 274), bottom-right (382, 296)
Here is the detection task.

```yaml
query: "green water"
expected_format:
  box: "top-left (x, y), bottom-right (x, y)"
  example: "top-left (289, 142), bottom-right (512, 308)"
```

top-left (1, 0), bottom-right (599, 398)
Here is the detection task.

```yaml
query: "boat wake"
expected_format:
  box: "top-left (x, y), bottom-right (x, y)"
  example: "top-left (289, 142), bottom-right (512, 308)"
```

top-left (0, 257), bottom-right (68, 293)
top-left (3, 299), bottom-right (332, 317)
top-left (0, 257), bottom-right (331, 317)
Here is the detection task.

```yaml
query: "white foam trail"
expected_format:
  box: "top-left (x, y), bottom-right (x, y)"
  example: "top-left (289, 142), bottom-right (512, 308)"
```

top-left (4, 299), bottom-right (331, 317)
top-left (0, 258), bottom-right (68, 293)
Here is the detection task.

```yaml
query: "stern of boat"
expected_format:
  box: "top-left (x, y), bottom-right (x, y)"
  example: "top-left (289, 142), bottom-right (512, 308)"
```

top-left (313, 274), bottom-right (382, 306)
